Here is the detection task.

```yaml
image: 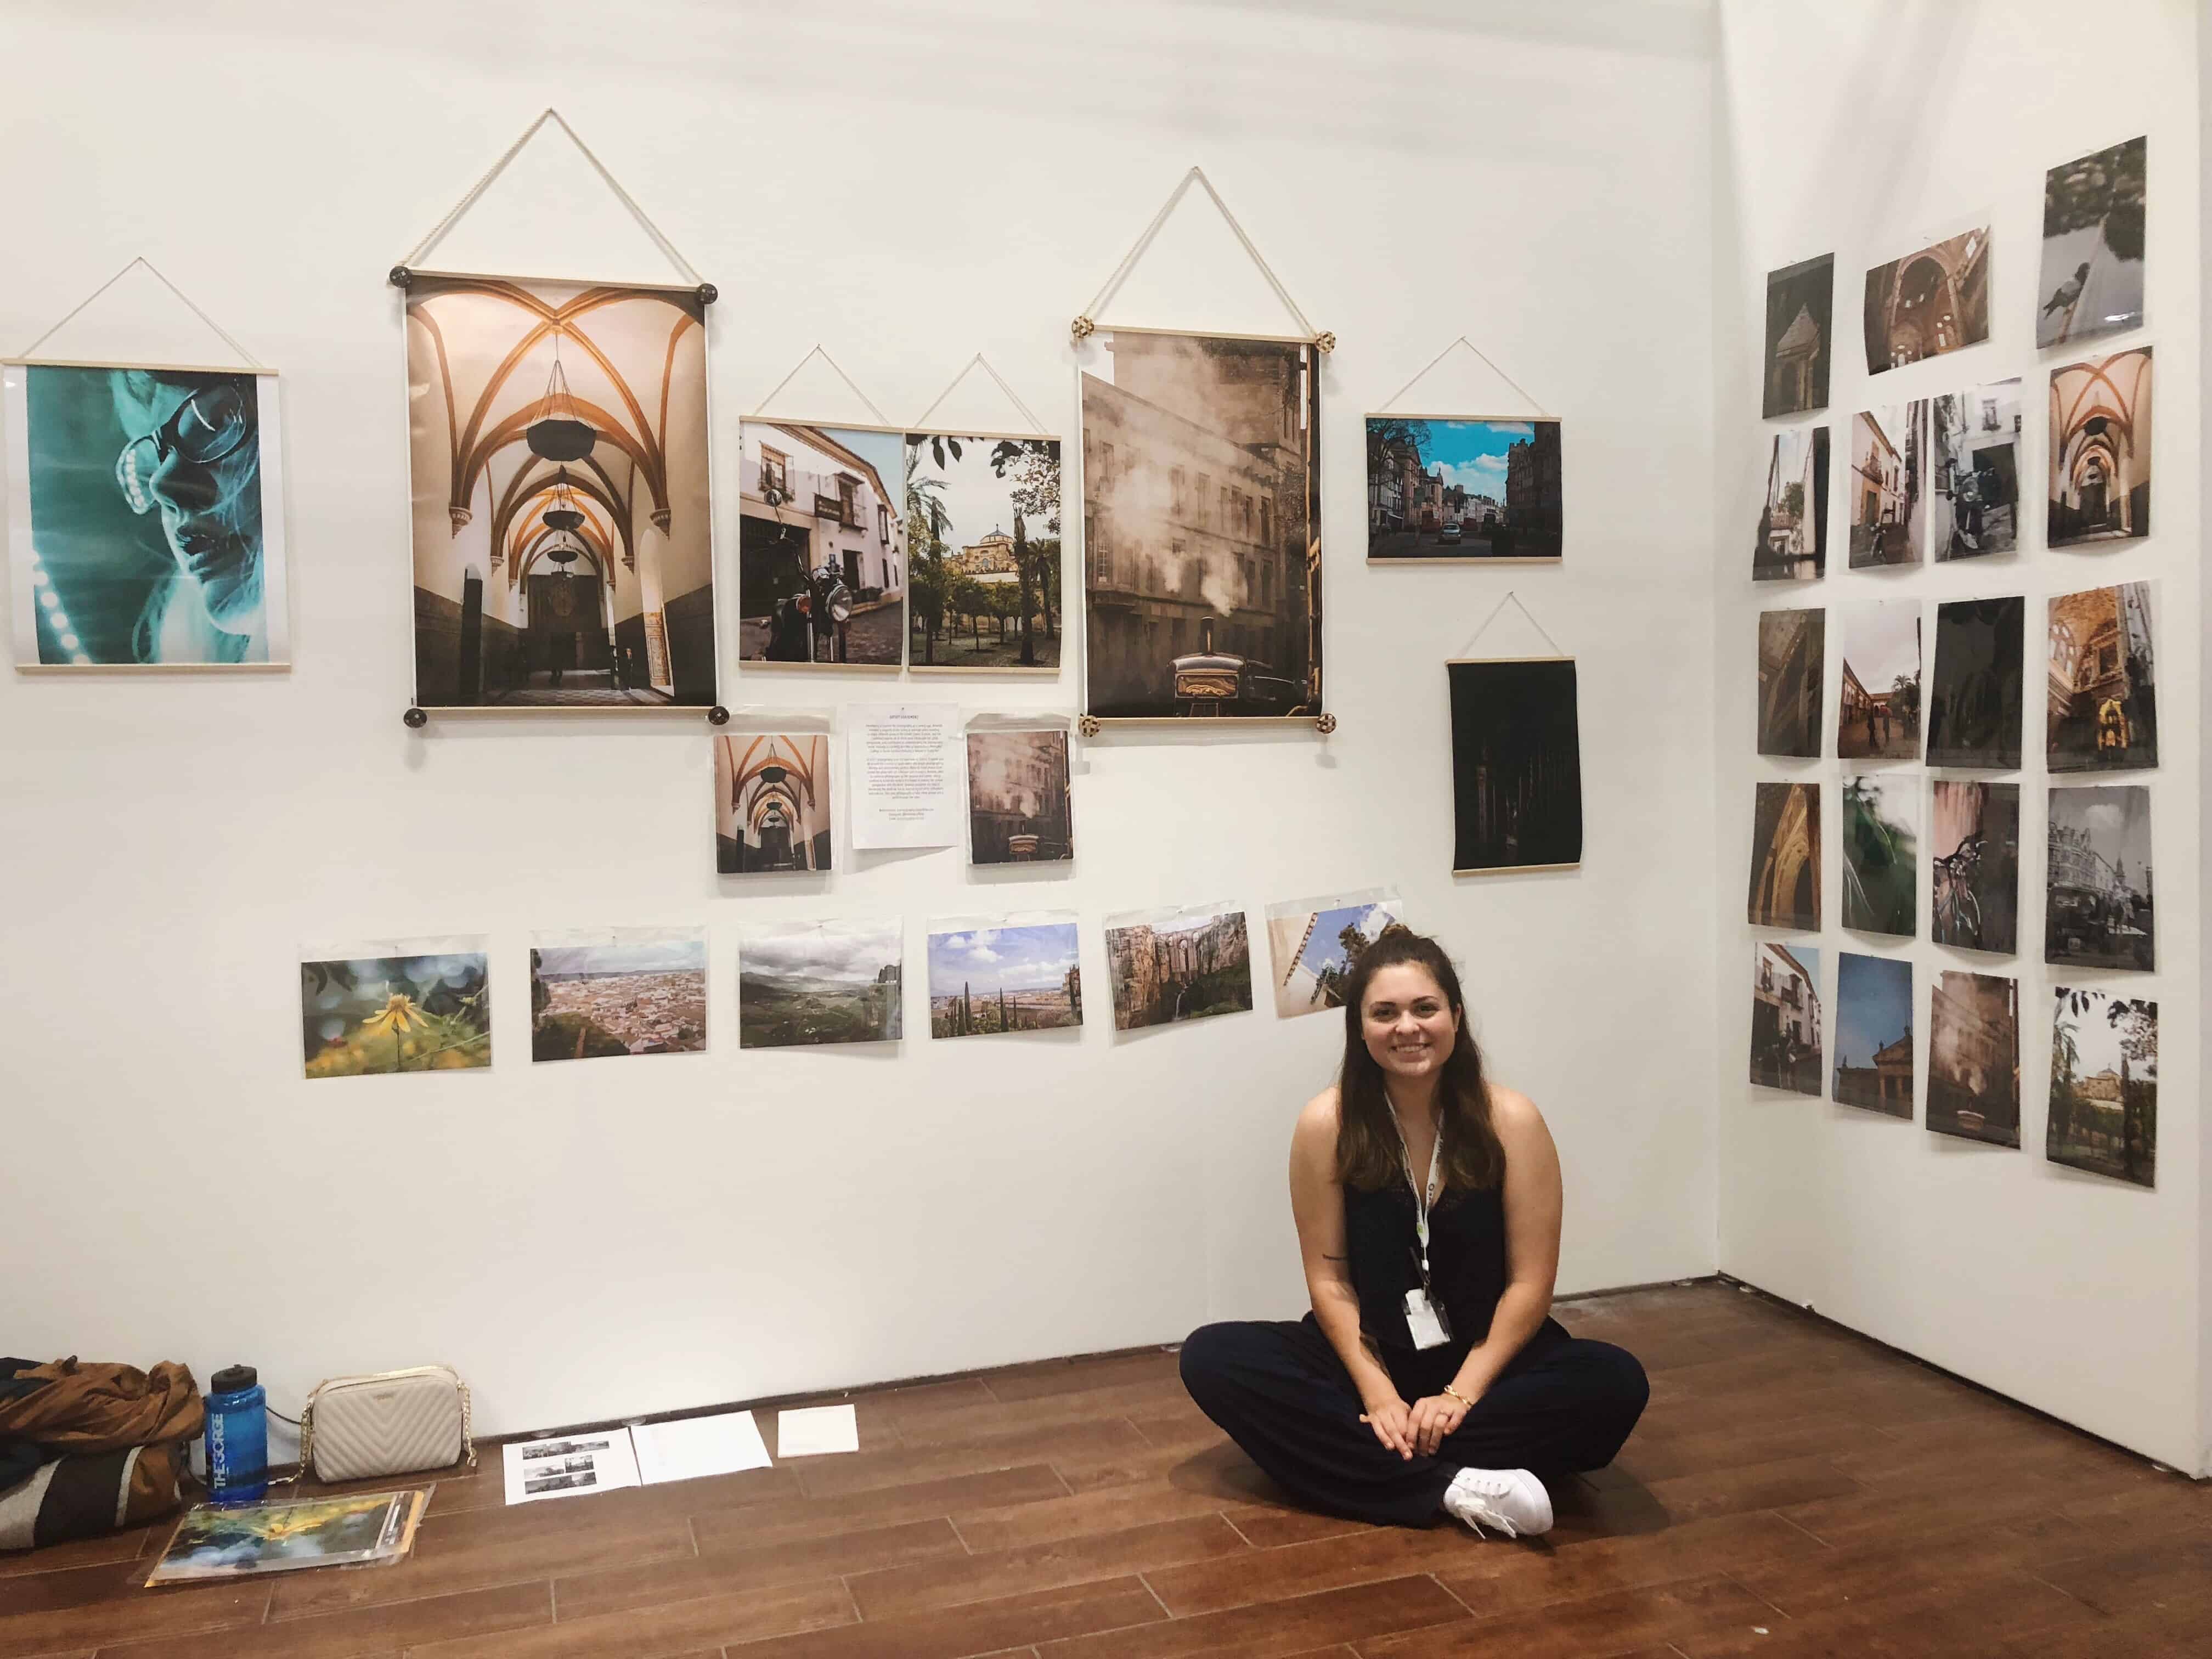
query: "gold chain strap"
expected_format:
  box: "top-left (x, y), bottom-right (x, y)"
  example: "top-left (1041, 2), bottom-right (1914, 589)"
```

top-left (459, 1381), bottom-right (477, 1470)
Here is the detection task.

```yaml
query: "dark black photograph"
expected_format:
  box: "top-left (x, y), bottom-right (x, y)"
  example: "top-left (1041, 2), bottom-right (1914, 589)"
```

top-left (1925, 597), bottom-right (2024, 769)
top-left (1448, 657), bottom-right (1582, 873)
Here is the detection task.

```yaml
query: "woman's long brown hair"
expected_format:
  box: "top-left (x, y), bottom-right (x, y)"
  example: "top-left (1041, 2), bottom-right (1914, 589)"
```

top-left (1335, 929), bottom-right (1504, 1192)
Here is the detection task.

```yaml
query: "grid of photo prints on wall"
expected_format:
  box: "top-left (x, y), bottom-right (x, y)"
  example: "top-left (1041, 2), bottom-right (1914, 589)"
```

top-left (1102, 903), bottom-right (1252, 1031)
top-left (1745, 133), bottom-right (2157, 1178)
top-left (404, 275), bottom-right (714, 708)
top-left (927, 918), bottom-right (1082, 1039)
top-left (1080, 329), bottom-right (1321, 720)
top-left (300, 941), bottom-right (490, 1079)
top-left (6, 363), bottom-right (290, 668)
top-left (1365, 417), bottom-right (1561, 562)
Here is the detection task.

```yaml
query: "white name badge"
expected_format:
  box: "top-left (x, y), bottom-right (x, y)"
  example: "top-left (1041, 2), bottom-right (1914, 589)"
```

top-left (1404, 1288), bottom-right (1449, 1350)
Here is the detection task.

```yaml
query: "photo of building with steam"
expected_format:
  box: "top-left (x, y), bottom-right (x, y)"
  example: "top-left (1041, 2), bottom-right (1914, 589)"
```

top-left (1080, 331), bottom-right (1319, 719)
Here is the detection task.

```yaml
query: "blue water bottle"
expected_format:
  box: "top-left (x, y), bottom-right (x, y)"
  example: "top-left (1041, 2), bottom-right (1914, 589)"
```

top-left (205, 1365), bottom-right (269, 1504)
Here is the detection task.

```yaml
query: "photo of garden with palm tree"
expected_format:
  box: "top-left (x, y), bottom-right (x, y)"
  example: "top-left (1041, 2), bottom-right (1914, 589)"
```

top-left (905, 433), bottom-right (1062, 670)
top-left (2048, 988), bottom-right (2156, 1187)
top-left (301, 947), bottom-right (491, 1078)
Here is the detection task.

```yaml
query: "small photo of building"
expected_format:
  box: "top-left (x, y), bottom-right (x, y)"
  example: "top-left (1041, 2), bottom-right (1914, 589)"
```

top-left (1929, 969), bottom-right (2019, 1147)
top-left (737, 422), bottom-right (907, 666)
top-left (1756, 607), bottom-right (1824, 759)
top-left (1081, 330), bottom-right (1319, 720)
top-left (2046, 786), bottom-right (2154, 973)
top-left (1931, 780), bottom-right (2019, 955)
top-left (1925, 597), bottom-right (2024, 770)
top-left (1365, 418), bottom-right (1562, 562)
top-left (906, 433), bottom-right (1062, 672)
top-left (2049, 348), bottom-right (2152, 548)
top-left (1863, 228), bottom-right (1990, 375)
top-left (715, 733), bottom-right (831, 875)
top-left (2047, 583), bottom-right (2156, 773)
top-left (1750, 943), bottom-right (1822, 1096)
top-left (1833, 952), bottom-right (1912, 1119)
top-left (1848, 403), bottom-right (1924, 567)
top-left (1747, 781), bottom-right (1820, 932)
top-left (2048, 988), bottom-right (2156, 1188)
top-left (1842, 774), bottom-right (1916, 939)
top-left (1836, 600), bottom-right (1918, 762)
top-left (1103, 905), bottom-right (1253, 1031)
top-left (1762, 253), bottom-right (1833, 419)
top-left (1930, 380), bottom-right (2020, 560)
top-left (966, 729), bottom-right (1073, 865)
top-left (1753, 427), bottom-right (1828, 582)
top-left (927, 921), bottom-right (1082, 1039)
top-left (1265, 894), bottom-right (1402, 1020)
top-left (2037, 136), bottom-right (2146, 350)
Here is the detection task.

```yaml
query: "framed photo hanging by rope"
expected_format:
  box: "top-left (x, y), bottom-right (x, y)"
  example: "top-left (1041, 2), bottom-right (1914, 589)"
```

top-left (1071, 169), bottom-right (1330, 731)
top-left (737, 348), bottom-right (906, 673)
top-left (5, 259), bottom-right (290, 670)
top-left (907, 354), bottom-right (1062, 676)
top-left (1447, 594), bottom-right (1582, 875)
top-left (1366, 337), bottom-right (1561, 566)
top-left (395, 111), bottom-right (721, 714)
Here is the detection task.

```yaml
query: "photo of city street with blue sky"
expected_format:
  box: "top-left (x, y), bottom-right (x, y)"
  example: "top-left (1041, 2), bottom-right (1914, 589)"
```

top-left (1367, 417), bottom-right (1562, 560)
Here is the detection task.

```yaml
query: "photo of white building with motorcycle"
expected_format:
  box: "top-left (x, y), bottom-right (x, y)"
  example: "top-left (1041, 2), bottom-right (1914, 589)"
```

top-left (737, 422), bottom-right (907, 665)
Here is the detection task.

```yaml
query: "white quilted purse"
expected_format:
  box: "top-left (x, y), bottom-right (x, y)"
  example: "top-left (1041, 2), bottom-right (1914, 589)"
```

top-left (297, 1364), bottom-right (476, 1483)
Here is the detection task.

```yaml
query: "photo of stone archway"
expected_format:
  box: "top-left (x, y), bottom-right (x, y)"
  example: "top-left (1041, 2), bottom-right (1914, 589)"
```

top-left (1747, 781), bottom-right (1820, 932)
top-left (1863, 228), bottom-right (1989, 375)
top-left (714, 733), bottom-right (831, 874)
top-left (2048, 348), bottom-right (2152, 548)
top-left (405, 275), bottom-right (715, 707)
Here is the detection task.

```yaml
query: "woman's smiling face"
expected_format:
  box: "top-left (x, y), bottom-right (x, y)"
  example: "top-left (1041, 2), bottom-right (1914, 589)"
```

top-left (1359, 961), bottom-right (1460, 1085)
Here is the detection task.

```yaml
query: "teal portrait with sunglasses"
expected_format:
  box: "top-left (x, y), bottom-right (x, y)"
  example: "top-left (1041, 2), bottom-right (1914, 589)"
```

top-left (5, 362), bottom-right (286, 666)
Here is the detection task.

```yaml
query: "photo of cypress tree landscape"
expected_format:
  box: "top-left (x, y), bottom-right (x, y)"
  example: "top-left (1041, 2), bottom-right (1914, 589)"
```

top-left (927, 921), bottom-right (1082, 1038)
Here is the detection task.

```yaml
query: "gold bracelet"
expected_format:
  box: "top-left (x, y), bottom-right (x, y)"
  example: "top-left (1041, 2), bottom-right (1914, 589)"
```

top-left (1441, 1386), bottom-right (1475, 1410)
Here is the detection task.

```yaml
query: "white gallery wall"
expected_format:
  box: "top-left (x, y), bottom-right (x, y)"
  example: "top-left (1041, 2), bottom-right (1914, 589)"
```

top-left (0, 1), bottom-right (1723, 1437)
top-left (1715, 0), bottom-right (2207, 1474)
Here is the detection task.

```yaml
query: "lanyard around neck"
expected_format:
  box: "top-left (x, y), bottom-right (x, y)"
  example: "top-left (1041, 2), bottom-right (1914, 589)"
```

top-left (1389, 1107), bottom-right (1444, 1277)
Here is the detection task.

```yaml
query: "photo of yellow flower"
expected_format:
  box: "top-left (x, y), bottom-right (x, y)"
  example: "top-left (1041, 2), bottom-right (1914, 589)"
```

top-left (300, 944), bottom-right (490, 1079)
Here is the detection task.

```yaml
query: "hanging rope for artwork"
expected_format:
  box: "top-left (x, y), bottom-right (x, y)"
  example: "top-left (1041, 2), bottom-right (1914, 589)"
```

top-left (749, 344), bottom-right (891, 427)
top-left (1447, 591), bottom-right (1582, 877)
top-left (12, 256), bottom-right (269, 373)
top-left (912, 353), bottom-right (1049, 435)
top-left (1454, 590), bottom-right (1570, 661)
top-left (1071, 166), bottom-right (1332, 351)
top-left (391, 109), bottom-right (713, 303)
top-left (1373, 335), bottom-right (1553, 418)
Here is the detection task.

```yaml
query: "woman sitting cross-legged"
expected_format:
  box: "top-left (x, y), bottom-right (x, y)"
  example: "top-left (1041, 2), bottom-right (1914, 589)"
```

top-left (1178, 928), bottom-right (1649, 1538)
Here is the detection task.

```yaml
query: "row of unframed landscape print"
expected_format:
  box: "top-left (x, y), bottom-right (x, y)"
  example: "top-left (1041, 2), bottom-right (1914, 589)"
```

top-left (1751, 943), bottom-right (2156, 1190)
top-left (298, 893), bottom-right (1405, 1074)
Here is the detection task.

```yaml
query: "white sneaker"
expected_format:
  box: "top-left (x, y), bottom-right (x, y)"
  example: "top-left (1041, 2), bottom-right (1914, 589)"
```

top-left (1440, 1466), bottom-right (1553, 1538)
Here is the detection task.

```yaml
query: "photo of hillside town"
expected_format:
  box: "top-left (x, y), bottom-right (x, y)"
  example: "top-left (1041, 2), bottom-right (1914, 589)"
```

top-left (529, 930), bottom-right (706, 1061)
top-left (1366, 417), bottom-right (1562, 562)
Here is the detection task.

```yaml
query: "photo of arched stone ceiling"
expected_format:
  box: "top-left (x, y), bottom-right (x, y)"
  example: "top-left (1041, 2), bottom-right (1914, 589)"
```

top-left (405, 275), bottom-right (716, 708)
top-left (2048, 347), bottom-right (2153, 548)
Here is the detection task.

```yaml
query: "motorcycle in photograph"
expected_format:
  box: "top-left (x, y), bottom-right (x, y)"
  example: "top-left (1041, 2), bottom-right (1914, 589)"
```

top-left (766, 564), bottom-right (855, 663)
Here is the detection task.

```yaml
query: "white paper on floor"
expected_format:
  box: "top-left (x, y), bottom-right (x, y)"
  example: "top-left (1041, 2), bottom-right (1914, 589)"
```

top-left (630, 1410), bottom-right (773, 1485)
top-left (776, 1403), bottom-right (860, 1458)
top-left (501, 1428), bottom-right (641, 1505)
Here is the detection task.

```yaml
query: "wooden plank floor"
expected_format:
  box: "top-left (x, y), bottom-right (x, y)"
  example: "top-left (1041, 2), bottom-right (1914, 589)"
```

top-left (4, 1281), bottom-right (2207, 1658)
